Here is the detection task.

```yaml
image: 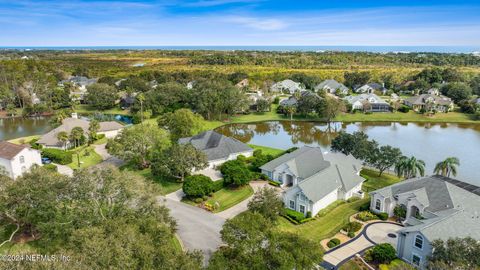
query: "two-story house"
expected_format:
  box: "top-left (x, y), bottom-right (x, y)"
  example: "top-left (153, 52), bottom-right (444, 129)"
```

top-left (0, 141), bottom-right (42, 179)
top-left (370, 175), bottom-right (480, 268)
top-left (260, 146), bottom-right (365, 216)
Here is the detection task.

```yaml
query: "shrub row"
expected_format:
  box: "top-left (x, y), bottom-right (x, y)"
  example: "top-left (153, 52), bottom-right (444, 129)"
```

top-left (356, 211), bottom-right (379, 222)
top-left (41, 148), bottom-right (73, 165)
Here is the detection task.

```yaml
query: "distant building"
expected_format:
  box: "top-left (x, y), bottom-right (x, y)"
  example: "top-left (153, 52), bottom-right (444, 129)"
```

top-left (0, 141), bottom-right (42, 179)
top-left (370, 176), bottom-right (480, 268)
top-left (344, 93), bottom-right (390, 112)
top-left (37, 115), bottom-right (124, 149)
top-left (404, 94), bottom-right (454, 113)
top-left (270, 79), bottom-right (305, 94)
top-left (426, 88), bottom-right (440, 95)
top-left (179, 131), bottom-right (253, 168)
top-left (261, 146), bottom-right (365, 217)
top-left (355, 83), bottom-right (387, 94)
top-left (314, 79), bottom-right (349, 95)
top-left (187, 81), bottom-right (196, 90)
top-left (59, 76), bottom-right (98, 103)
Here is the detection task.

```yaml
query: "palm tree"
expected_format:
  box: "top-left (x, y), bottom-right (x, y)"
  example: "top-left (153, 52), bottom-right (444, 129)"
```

top-left (284, 105), bottom-right (296, 121)
top-left (434, 157), bottom-right (460, 177)
top-left (88, 119), bottom-right (100, 143)
top-left (395, 156), bottom-right (426, 179)
top-left (137, 93), bottom-right (145, 123)
top-left (70, 126), bottom-right (84, 148)
top-left (56, 131), bottom-right (69, 151)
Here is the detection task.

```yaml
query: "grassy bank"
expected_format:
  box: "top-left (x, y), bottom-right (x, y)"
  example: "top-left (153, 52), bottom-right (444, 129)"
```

top-left (122, 167), bottom-right (182, 195)
top-left (67, 146), bottom-right (103, 170)
top-left (248, 144), bottom-right (285, 156)
top-left (74, 104), bottom-right (131, 116)
top-left (8, 135), bottom-right (41, 145)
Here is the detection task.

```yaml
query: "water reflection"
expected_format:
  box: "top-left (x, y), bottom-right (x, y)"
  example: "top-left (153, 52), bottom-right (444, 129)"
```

top-left (216, 121), bottom-right (480, 185)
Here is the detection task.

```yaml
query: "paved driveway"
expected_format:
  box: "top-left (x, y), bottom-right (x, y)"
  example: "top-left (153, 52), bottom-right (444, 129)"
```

top-left (93, 143), bottom-right (125, 168)
top-left (194, 167), bottom-right (222, 181)
top-left (321, 222), bottom-right (403, 269)
top-left (159, 197), bottom-right (225, 264)
top-left (54, 163), bottom-right (73, 176)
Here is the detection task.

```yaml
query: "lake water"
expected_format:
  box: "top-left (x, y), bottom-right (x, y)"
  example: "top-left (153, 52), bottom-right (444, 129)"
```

top-left (0, 114), bottom-right (132, 141)
top-left (215, 121), bottom-right (480, 186)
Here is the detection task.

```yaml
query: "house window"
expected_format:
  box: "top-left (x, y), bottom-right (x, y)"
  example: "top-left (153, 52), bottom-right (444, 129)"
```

top-left (299, 205), bottom-right (306, 214)
top-left (289, 200), bottom-right (295, 210)
top-left (414, 234), bottom-right (424, 249)
top-left (19, 156), bottom-right (25, 163)
top-left (375, 199), bottom-right (381, 211)
top-left (412, 254), bottom-right (421, 266)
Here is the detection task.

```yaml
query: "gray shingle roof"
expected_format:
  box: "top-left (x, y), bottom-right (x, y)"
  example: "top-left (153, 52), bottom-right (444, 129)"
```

top-left (261, 147), bottom-right (364, 202)
top-left (344, 93), bottom-right (389, 105)
top-left (404, 94), bottom-right (453, 106)
top-left (315, 79), bottom-right (349, 92)
top-left (178, 130), bottom-right (253, 161)
top-left (37, 118), bottom-right (124, 147)
top-left (372, 175), bottom-right (480, 241)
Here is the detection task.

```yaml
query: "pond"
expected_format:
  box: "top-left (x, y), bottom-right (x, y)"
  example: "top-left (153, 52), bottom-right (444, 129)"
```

top-left (0, 114), bottom-right (132, 141)
top-left (215, 121), bottom-right (480, 186)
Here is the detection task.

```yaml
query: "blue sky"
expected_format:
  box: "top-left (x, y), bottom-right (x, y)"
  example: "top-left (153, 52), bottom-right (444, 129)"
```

top-left (1, 0), bottom-right (480, 46)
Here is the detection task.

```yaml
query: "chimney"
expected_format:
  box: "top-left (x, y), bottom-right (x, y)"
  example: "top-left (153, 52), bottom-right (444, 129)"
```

top-left (71, 112), bottom-right (78, 119)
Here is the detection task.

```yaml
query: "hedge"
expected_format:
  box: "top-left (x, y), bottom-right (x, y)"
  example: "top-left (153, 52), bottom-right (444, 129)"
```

top-left (43, 164), bottom-right (57, 172)
top-left (41, 148), bottom-right (73, 165)
top-left (268, 180), bottom-right (280, 187)
top-left (377, 212), bottom-right (389, 221)
top-left (342, 221), bottom-right (362, 233)
top-left (356, 211), bottom-right (379, 222)
top-left (211, 179), bottom-right (224, 192)
top-left (283, 208), bottom-right (306, 223)
top-left (327, 238), bottom-right (341, 248)
top-left (182, 174), bottom-right (214, 198)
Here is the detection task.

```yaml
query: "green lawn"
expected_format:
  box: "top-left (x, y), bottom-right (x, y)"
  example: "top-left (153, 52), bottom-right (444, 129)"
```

top-left (277, 198), bottom-right (370, 242)
top-left (248, 144), bottom-right (285, 156)
top-left (361, 169), bottom-right (403, 193)
top-left (67, 146), bottom-right (103, 170)
top-left (379, 259), bottom-right (415, 270)
top-left (172, 234), bottom-right (183, 252)
top-left (206, 185), bottom-right (254, 213)
top-left (276, 169), bottom-right (402, 242)
top-left (8, 135), bottom-right (40, 145)
top-left (122, 167), bottom-right (182, 195)
top-left (74, 104), bottom-right (131, 116)
top-left (335, 110), bottom-right (478, 123)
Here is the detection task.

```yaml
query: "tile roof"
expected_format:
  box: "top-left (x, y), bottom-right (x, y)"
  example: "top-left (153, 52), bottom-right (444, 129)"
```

top-left (0, 141), bottom-right (28, 160)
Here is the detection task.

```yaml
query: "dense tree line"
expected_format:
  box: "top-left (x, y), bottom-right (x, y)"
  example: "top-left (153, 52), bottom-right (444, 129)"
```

top-left (0, 166), bottom-right (202, 269)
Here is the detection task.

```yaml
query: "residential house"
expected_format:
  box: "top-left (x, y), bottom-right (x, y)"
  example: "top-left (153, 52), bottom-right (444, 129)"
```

top-left (187, 81), bottom-right (196, 90)
top-left (426, 88), bottom-right (440, 95)
top-left (404, 94), bottom-right (454, 113)
top-left (179, 130), bottom-right (253, 168)
top-left (270, 79), bottom-right (305, 94)
top-left (235, 79), bottom-right (249, 89)
top-left (370, 175), bottom-right (480, 269)
top-left (315, 79), bottom-right (349, 95)
top-left (355, 83), bottom-right (388, 95)
top-left (344, 94), bottom-right (391, 112)
top-left (59, 76), bottom-right (98, 103)
top-left (279, 91), bottom-right (321, 107)
top-left (37, 115), bottom-right (124, 149)
top-left (0, 141), bottom-right (42, 179)
top-left (260, 146), bottom-right (365, 216)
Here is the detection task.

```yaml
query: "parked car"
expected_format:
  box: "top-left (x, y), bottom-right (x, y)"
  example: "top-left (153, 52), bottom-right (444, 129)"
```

top-left (41, 157), bottom-right (52, 164)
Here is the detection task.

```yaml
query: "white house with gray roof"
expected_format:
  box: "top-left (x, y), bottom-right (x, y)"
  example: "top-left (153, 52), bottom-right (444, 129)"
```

top-left (260, 146), bottom-right (365, 217)
top-left (315, 79), bottom-right (349, 95)
top-left (344, 93), bottom-right (390, 112)
top-left (179, 131), bottom-right (253, 168)
top-left (270, 79), bottom-right (305, 94)
top-left (370, 175), bottom-right (480, 268)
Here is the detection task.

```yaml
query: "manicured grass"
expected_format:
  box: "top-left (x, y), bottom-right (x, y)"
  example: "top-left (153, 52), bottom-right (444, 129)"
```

top-left (171, 234), bottom-right (183, 252)
top-left (361, 169), bottom-right (403, 193)
top-left (123, 167), bottom-right (182, 195)
top-left (67, 146), bottom-right (103, 170)
top-left (8, 135), bottom-right (40, 145)
top-left (248, 144), bottom-right (285, 157)
top-left (74, 104), bottom-right (131, 116)
top-left (335, 110), bottom-right (478, 123)
top-left (206, 185), bottom-right (254, 213)
top-left (277, 198), bottom-right (369, 242)
top-left (93, 136), bottom-right (108, 145)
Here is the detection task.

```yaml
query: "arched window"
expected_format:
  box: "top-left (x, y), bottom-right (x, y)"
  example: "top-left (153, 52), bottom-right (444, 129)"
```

top-left (414, 234), bottom-right (423, 249)
top-left (375, 199), bottom-right (381, 210)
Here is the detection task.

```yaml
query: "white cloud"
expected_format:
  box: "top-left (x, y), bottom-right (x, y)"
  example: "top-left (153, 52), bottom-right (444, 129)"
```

top-left (225, 16), bottom-right (288, 30)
